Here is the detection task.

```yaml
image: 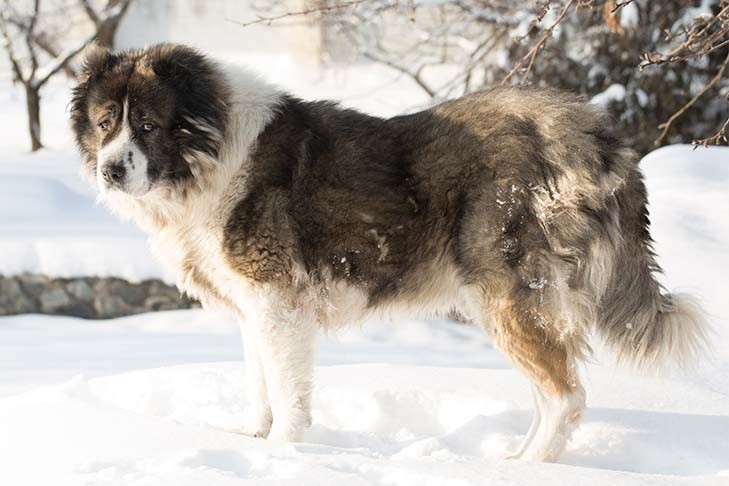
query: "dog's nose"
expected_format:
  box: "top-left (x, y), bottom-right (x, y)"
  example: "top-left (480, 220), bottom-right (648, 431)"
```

top-left (102, 163), bottom-right (126, 184)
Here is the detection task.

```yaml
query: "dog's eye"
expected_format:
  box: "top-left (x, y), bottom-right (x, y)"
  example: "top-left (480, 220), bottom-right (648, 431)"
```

top-left (98, 120), bottom-right (110, 131)
top-left (142, 122), bottom-right (156, 132)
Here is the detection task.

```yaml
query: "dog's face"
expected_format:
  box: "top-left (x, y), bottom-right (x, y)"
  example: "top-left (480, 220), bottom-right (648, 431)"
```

top-left (70, 44), bottom-right (229, 197)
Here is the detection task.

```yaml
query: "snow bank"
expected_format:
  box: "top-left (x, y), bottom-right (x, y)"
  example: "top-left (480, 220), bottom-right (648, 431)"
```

top-left (0, 360), bottom-right (727, 485)
top-left (2, 280), bottom-right (728, 484)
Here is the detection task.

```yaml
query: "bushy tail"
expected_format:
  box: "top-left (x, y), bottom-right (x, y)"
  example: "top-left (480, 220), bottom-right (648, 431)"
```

top-left (594, 165), bottom-right (710, 370)
top-left (598, 290), bottom-right (710, 370)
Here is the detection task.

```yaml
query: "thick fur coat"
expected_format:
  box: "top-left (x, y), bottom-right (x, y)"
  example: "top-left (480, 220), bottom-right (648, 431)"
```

top-left (70, 44), bottom-right (708, 462)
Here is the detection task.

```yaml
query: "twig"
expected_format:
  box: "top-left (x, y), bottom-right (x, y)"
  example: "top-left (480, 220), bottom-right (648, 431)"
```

top-left (693, 117), bottom-right (729, 148)
top-left (501, 0), bottom-right (576, 85)
top-left (26, 0), bottom-right (41, 79)
top-left (0, 8), bottom-right (26, 82)
top-left (641, 3), bottom-right (729, 69)
top-left (610, 0), bottom-right (633, 14)
top-left (656, 51), bottom-right (729, 145)
top-left (32, 33), bottom-right (96, 88)
top-left (227, 0), bottom-right (378, 28)
top-left (79, 0), bottom-right (100, 25)
top-left (361, 50), bottom-right (436, 97)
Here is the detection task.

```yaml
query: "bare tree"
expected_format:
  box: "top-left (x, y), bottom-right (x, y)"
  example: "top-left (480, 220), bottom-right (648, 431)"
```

top-left (1, 0), bottom-right (134, 152)
top-left (2, 10), bottom-right (78, 77)
top-left (637, 0), bottom-right (729, 147)
top-left (79, 0), bottom-right (133, 49)
top-left (237, 0), bottom-right (729, 151)
top-left (0, 0), bottom-right (94, 151)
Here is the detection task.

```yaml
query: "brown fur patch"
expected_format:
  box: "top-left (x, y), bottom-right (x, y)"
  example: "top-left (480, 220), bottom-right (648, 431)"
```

top-left (489, 298), bottom-right (576, 397)
top-left (223, 189), bottom-right (298, 286)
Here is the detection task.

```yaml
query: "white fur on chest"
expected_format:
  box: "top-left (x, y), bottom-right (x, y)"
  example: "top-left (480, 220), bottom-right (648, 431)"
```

top-left (148, 208), bottom-right (261, 319)
top-left (103, 61), bottom-right (283, 320)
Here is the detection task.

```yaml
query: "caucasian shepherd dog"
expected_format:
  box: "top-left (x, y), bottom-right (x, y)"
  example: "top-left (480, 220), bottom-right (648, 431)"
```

top-left (70, 44), bottom-right (708, 462)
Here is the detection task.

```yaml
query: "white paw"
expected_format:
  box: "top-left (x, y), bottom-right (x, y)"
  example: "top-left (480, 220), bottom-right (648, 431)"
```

top-left (265, 409), bottom-right (311, 443)
top-left (266, 423), bottom-right (302, 443)
top-left (238, 406), bottom-right (272, 439)
top-left (515, 437), bottom-right (565, 462)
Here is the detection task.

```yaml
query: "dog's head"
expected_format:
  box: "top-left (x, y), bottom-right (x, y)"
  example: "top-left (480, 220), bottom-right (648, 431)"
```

top-left (70, 44), bottom-right (230, 197)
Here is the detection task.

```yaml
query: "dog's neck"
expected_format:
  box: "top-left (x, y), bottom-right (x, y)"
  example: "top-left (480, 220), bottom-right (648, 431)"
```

top-left (100, 62), bottom-right (282, 235)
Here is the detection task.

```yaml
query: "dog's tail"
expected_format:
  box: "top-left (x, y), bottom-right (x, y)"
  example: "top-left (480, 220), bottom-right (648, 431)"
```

top-left (597, 289), bottom-right (709, 370)
top-left (593, 169), bottom-right (710, 370)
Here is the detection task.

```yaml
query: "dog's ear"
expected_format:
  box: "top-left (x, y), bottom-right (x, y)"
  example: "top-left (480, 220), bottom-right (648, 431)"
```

top-left (148, 44), bottom-right (230, 161)
top-left (77, 43), bottom-right (113, 82)
top-left (149, 44), bottom-right (208, 79)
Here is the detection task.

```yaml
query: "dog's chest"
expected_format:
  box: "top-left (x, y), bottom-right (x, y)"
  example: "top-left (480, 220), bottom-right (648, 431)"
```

top-left (150, 221), bottom-right (258, 316)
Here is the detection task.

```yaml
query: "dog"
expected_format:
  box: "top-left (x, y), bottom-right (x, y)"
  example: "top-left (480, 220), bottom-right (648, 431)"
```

top-left (70, 43), bottom-right (708, 462)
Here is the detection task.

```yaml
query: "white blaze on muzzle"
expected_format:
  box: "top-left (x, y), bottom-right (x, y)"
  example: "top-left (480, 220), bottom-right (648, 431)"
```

top-left (97, 98), bottom-right (150, 196)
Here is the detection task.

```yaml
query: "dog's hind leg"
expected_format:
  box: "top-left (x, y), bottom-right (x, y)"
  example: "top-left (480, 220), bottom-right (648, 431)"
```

top-left (486, 296), bottom-right (586, 462)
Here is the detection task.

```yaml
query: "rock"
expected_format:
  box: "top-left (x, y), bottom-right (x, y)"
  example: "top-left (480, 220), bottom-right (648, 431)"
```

top-left (148, 280), bottom-right (182, 300)
top-left (93, 294), bottom-right (132, 319)
top-left (62, 301), bottom-right (96, 319)
top-left (19, 274), bottom-right (50, 299)
top-left (144, 295), bottom-right (178, 312)
top-left (0, 277), bottom-right (37, 314)
top-left (1, 275), bottom-right (195, 318)
top-left (39, 287), bottom-right (71, 313)
top-left (109, 279), bottom-right (147, 306)
top-left (66, 279), bottom-right (94, 302)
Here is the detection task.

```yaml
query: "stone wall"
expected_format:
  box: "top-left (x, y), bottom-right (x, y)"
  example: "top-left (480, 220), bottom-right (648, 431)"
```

top-left (0, 275), bottom-right (199, 319)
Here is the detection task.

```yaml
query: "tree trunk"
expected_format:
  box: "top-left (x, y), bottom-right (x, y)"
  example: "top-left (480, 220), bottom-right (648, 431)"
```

top-left (94, 0), bottom-right (133, 49)
top-left (96, 20), bottom-right (118, 49)
top-left (25, 84), bottom-right (42, 152)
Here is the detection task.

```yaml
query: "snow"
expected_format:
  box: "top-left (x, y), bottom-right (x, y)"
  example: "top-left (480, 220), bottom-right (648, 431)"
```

top-left (2, 310), bottom-right (729, 485)
top-left (591, 83), bottom-right (627, 107)
top-left (619, 2), bottom-right (639, 30)
top-left (1, 55), bottom-right (729, 485)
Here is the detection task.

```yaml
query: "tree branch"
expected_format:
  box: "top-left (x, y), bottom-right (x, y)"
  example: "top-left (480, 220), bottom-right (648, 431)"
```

top-left (227, 0), bottom-right (381, 28)
top-left (694, 116), bottom-right (729, 148)
top-left (610, 0), bottom-right (634, 14)
top-left (32, 31), bottom-right (77, 77)
top-left (501, 0), bottom-right (577, 85)
top-left (362, 50), bottom-right (436, 97)
top-left (80, 0), bottom-right (100, 25)
top-left (3, 13), bottom-right (78, 77)
top-left (101, 0), bottom-right (133, 23)
top-left (656, 51), bottom-right (729, 145)
top-left (26, 0), bottom-right (41, 79)
top-left (0, 7), bottom-right (27, 83)
top-left (33, 33), bottom-right (96, 88)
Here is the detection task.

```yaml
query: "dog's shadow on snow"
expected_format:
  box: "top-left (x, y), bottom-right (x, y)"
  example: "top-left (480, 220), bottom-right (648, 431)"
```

top-left (303, 407), bottom-right (729, 476)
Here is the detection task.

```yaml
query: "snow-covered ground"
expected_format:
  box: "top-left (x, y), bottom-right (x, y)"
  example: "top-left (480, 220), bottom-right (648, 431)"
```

top-left (1, 56), bottom-right (728, 485)
top-left (1, 309), bottom-right (728, 485)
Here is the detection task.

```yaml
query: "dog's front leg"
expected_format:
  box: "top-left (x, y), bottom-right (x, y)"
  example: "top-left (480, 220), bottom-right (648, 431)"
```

top-left (238, 320), bottom-right (273, 438)
top-left (255, 297), bottom-right (317, 443)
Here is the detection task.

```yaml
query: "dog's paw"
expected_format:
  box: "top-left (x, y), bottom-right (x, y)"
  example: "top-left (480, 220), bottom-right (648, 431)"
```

top-left (265, 409), bottom-right (311, 443)
top-left (237, 406), bottom-right (272, 439)
top-left (266, 424), bottom-right (300, 443)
